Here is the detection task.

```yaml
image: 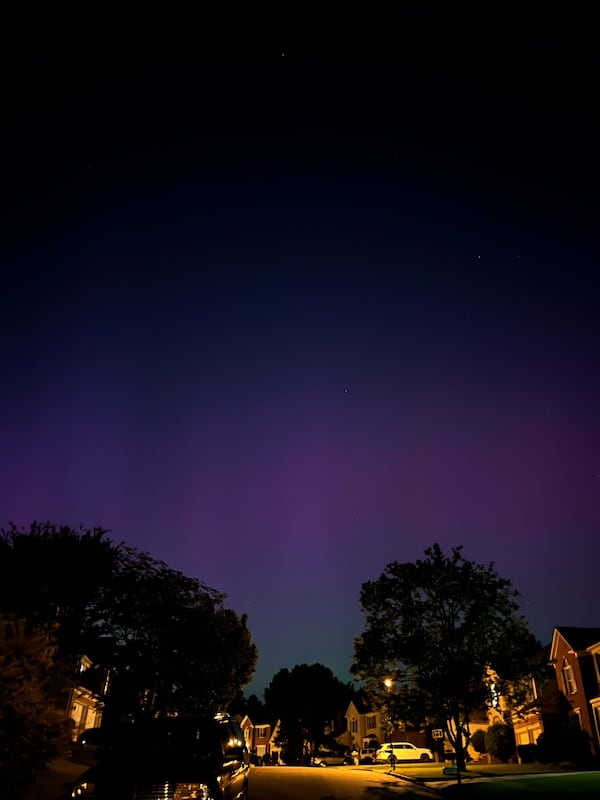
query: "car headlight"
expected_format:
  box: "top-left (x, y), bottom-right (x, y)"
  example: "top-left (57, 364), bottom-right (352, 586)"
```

top-left (71, 781), bottom-right (96, 797)
top-left (174, 784), bottom-right (210, 800)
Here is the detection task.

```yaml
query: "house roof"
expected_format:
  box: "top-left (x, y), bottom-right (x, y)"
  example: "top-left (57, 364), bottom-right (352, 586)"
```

top-left (346, 697), bottom-right (375, 716)
top-left (553, 626), bottom-right (600, 653)
top-left (518, 688), bottom-right (571, 717)
top-left (345, 689), bottom-right (380, 716)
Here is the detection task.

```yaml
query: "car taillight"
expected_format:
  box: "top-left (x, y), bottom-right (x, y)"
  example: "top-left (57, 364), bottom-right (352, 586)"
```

top-left (71, 781), bottom-right (96, 798)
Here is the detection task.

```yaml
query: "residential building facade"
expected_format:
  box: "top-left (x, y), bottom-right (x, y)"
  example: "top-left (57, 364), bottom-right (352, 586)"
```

top-left (548, 626), bottom-right (600, 757)
top-left (510, 626), bottom-right (600, 761)
top-left (66, 655), bottom-right (110, 740)
top-left (343, 699), bottom-right (387, 751)
top-left (239, 715), bottom-right (277, 763)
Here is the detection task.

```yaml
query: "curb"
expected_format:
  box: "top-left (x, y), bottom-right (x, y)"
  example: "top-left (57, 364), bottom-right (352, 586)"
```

top-left (383, 769), bottom-right (445, 795)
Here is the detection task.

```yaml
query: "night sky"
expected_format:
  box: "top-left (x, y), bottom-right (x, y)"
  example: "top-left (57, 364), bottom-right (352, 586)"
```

top-left (2, 22), bottom-right (599, 697)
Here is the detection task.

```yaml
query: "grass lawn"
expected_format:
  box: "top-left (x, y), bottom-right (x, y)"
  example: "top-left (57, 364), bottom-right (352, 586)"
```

top-left (364, 761), bottom-right (600, 796)
top-left (366, 761), bottom-right (559, 780)
top-left (440, 771), bottom-right (600, 797)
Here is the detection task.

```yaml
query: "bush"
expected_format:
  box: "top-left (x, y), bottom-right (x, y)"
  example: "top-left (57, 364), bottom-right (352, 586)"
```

top-left (536, 724), bottom-right (592, 765)
top-left (516, 743), bottom-right (537, 763)
top-left (484, 723), bottom-right (516, 763)
top-left (470, 729), bottom-right (486, 755)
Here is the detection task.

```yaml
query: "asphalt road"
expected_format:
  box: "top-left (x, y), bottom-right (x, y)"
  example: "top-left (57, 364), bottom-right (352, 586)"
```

top-left (248, 765), bottom-right (437, 799)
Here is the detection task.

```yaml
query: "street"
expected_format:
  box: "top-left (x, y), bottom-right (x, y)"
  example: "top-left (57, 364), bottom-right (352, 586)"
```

top-left (248, 766), bottom-right (436, 799)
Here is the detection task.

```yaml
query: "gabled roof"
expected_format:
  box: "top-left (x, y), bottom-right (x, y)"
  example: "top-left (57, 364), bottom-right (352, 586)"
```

top-left (551, 626), bottom-right (600, 659)
top-left (345, 689), bottom-right (379, 716)
top-left (345, 698), bottom-right (373, 716)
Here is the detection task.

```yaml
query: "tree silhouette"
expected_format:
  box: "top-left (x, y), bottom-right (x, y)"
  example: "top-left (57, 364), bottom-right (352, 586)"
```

top-left (265, 663), bottom-right (352, 763)
top-left (352, 543), bottom-right (538, 774)
top-left (0, 523), bottom-right (257, 721)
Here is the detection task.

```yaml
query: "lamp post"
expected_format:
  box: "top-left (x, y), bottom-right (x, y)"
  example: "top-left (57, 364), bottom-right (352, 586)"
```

top-left (383, 678), bottom-right (393, 744)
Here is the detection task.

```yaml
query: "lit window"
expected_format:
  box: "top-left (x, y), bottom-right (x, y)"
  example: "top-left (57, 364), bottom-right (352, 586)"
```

top-left (366, 715), bottom-right (376, 729)
top-left (562, 659), bottom-right (577, 694)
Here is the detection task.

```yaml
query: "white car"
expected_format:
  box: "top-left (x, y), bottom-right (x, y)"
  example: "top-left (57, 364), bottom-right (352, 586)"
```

top-left (375, 741), bottom-right (433, 763)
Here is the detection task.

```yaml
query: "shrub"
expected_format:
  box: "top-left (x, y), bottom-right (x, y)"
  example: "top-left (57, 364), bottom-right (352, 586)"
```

top-left (470, 729), bottom-right (486, 755)
top-left (536, 723), bottom-right (592, 765)
top-left (484, 723), bottom-right (516, 763)
top-left (516, 743), bottom-right (537, 763)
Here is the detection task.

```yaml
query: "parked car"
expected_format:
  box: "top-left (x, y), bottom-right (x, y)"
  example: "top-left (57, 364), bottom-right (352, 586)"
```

top-left (359, 747), bottom-right (378, 764)
top-left (67, 714), bottom-right (249, 799)
top-left (311, 750), bottom-right (353, 767)
top-left (375, 741), bottom-right (434, 763)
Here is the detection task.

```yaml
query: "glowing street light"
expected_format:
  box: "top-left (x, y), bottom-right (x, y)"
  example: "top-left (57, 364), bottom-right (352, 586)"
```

top-left (383, 678), bottom-right (394, 743)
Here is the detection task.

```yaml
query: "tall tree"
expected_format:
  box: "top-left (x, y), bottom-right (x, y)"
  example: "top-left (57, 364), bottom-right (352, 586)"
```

top-left (0, 522), bottom-right (116, 660)
top-left (264, 664), bottom-right (352, 763)
top-left (0, 522), bottom-right (118, 702)
top-left (0, 524), bottom-right (258, 721)
top-left (83, 544), bottom-right (258, 720)
top-left (229, 692), bottom-right (266, 722)
top-left (352, 543), bottom-right (538, 773)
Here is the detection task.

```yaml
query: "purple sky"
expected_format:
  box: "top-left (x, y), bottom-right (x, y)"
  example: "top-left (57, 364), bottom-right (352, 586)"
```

top-left (2, 34), bottom-right (600, 696)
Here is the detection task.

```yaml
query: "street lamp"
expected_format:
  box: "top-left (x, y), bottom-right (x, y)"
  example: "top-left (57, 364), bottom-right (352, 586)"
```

top-left (383, 678), bottom-right (393, 744)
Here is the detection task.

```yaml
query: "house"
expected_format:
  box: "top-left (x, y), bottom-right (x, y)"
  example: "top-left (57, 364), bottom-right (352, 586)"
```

top-left (510, 644), bottom-right (570, 752)
top-left (346, 694), bottom-right (473, 760)
top-left (509, 626), bottom-right (600, 761)
top-left (548, 626), bottom-right (600, 757)
top-left (343, 698), bottom-right (386, 751)
top-left (239, 714), bottom-right (254, 753)
top-left (66, 655), bottom-right (110, 740)
top-left (239, 715), bottom-right (276, 763)
top-left (343, 696), bottom-right (429, 751)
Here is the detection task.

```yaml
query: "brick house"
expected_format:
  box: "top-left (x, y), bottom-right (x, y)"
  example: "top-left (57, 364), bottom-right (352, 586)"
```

top-left (510, 626), bottom-right (600, 760)
top-left (548, 626), bottom-right (600, 757)
top-left (511, 644), bottom-right (570, 751)
top-left (239, 715), bottom-right (275, 763)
